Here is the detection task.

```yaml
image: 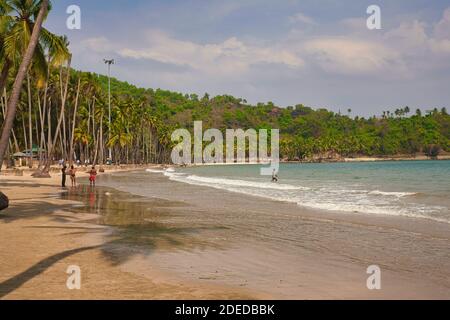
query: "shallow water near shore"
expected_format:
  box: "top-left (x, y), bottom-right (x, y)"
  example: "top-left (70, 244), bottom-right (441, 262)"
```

top-left (165, 161), bottom-right (450, 224)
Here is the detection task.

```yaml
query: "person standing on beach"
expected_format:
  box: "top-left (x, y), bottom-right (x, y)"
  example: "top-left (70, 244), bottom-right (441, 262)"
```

top-left (69, 165), bottom-right (77, 187)
top-left (61, 165), bottom-right (67, 187)
top-left (89, 166), bottom-right (97, 187)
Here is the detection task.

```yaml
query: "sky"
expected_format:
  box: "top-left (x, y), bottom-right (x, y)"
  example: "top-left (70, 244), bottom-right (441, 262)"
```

top-left (45, 0), bottom-right (450, 116)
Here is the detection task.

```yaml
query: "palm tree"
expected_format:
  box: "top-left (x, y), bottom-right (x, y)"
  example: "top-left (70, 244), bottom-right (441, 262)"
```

top-left (0, 0), bottom-right (51, 170)
top-left (404, 106), bottom-right (410, 116)
top-left (0, 2), bottom-right (13, 95)
top-left (107, 98), bottom-right (134, 162)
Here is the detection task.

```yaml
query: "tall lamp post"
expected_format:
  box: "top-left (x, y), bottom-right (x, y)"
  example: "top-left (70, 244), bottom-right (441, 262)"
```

top-left (103, 59), bottom-right (114, 163)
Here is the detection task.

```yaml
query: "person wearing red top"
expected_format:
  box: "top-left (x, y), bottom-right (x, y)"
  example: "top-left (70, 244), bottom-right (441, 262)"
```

top-left (89, 166), bottom-right (97, 187)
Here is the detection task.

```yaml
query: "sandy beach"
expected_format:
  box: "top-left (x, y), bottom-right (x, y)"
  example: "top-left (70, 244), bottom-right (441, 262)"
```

top-left (1, 165), bottom-right (449, 300)
top-left (0, 167), bottom-right (258, 300)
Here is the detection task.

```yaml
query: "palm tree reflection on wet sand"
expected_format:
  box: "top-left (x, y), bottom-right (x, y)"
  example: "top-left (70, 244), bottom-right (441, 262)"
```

top-left (60, 185), bottom-right (226, 266)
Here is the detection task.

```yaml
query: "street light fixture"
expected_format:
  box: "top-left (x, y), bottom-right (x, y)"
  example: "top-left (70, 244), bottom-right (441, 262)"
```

top-left (103, 59), bottom-right (114, 164)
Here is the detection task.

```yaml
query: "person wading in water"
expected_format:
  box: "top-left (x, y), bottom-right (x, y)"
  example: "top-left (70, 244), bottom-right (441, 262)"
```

top-left (272, 169), bottom-right (279, 183)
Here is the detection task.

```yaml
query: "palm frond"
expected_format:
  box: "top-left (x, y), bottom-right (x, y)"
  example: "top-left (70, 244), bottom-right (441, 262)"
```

top-left (0, 15), bottom-right (14, 35)
top-left (0, 1), bottom-right (13, 15)
top-left (40, 29), bottom-right (70, 66)
top-left (3, 23), bottom-right (23, 65)
top-left (31, 43), bottom-right (48, 87)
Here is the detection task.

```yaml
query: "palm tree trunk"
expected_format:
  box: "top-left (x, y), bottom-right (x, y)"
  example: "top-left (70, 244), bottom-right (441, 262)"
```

top-left (42, 57), bottom-right (71, 173)
top-left (22, 117), bottom-right (28, 158)
top-left (0, 94), bottom-right (12, 166)
top-left (93, 129), bottom-right (99, 165)
top-left (34, 110), bottom-right (39, 151)
top-left (0, 59), bottom-right (11, 96)
top-left (0, 0), bottom-right (49, 170)
top-left (38, 59), bottom-right (50, 168)
top-left (46, 98), bottom-right (52, 163)
top-left (62, 109), bottom-right (67, 160)
top-left (27, 74), bottom-right (33, 168)
top-left (37, 89), bottom-right (46, 168)
top-left (99, 111), bottom-right (104, 171)
top-left (69, 77), bottom-right (81, 166)
top-left (2, 88), bottom-right (19, 153)
top-left (0, 93), bottom-right (12, 151)
top-left (87, 100), bottom-right (91, 162)
top-left (91, 97), bottom-right (96, 163)
top-left (58, 66), bottom-right (68, 162)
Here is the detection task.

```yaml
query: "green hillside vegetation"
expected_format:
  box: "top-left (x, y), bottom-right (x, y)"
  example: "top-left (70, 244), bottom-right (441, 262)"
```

top-left (2, 66), bottom-right (449, 167)
top-left (97, 73), bottom-right (449, 161)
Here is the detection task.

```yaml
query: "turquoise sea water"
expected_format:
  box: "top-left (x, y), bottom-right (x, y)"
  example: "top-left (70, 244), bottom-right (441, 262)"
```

top-left (149, 160), bottom-right (450, 223)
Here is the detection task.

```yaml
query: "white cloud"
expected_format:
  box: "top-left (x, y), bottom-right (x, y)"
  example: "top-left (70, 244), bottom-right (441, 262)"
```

top-left (384, 20), bottom-right (428, 48)
top-left (118, 30), bottom-right (304, 76)
top-left (430, 7), bottom-right (450, 54)
top-left (303, 38), bottom-right (402, 75)
top-left (80, 37), bottom-right (113, 53)
top-left (434, 7), bottom-right (450, 39)
top-left (340, 17), bottom-right (367, 30)
top-left (380, 8), bottom-right (450, 56)
top-left (77, 7), bottom-right (450, 85)
top-left (303, 7), bottom-right (450, 75)
top-left (430, 38), bottom-right (450, 54)
top-left (289, 12), bottom-right (317, 25)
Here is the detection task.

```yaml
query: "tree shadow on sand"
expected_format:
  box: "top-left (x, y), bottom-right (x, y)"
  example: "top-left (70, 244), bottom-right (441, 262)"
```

top-left (0, 246), bottom-right (100, 298)
top-left (1, 179), bottom-right (59, 189)
top-left (0, 185), bottom-right (227, 297)
top-left (0, 200), bottom-right (74, 223)
top-left (60, 185), bottom-right (227, 266)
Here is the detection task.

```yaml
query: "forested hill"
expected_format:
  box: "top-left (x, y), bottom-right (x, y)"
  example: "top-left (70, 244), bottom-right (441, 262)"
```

top-left (96, 72), bottom-right (450, 160)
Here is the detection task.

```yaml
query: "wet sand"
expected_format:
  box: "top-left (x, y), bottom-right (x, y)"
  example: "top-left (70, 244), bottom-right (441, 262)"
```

top-left (1, 168), bottom-right (449, 299)
top-left (0, 169), bottom-right (257, 300)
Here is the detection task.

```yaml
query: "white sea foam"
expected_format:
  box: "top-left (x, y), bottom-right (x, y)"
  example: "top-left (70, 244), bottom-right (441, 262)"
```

top-left (368, 190), bottom-right (417, 197)
top-left (145, 167), bottom-right (449, 224)
top-left (145, 168), bottom-right (166, 173)
top-left (296, 201), bottom-right (449, 224)
top-left (179, 175), bottom-right (309, 191)
top-left (324, 188), bottom-right (416, 197)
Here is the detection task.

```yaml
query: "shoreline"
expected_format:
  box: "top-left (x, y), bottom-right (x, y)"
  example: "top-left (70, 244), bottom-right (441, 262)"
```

top-left (286, 154), bottom-right (450, 163)
top-left (2, 153), bottom-right (450, 175)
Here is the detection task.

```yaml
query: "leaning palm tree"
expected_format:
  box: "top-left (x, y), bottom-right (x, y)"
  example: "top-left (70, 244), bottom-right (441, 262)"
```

top-left (0, 0), bottom-right (69, 170)
top-left (0, 0), bottom-right (50, 170)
